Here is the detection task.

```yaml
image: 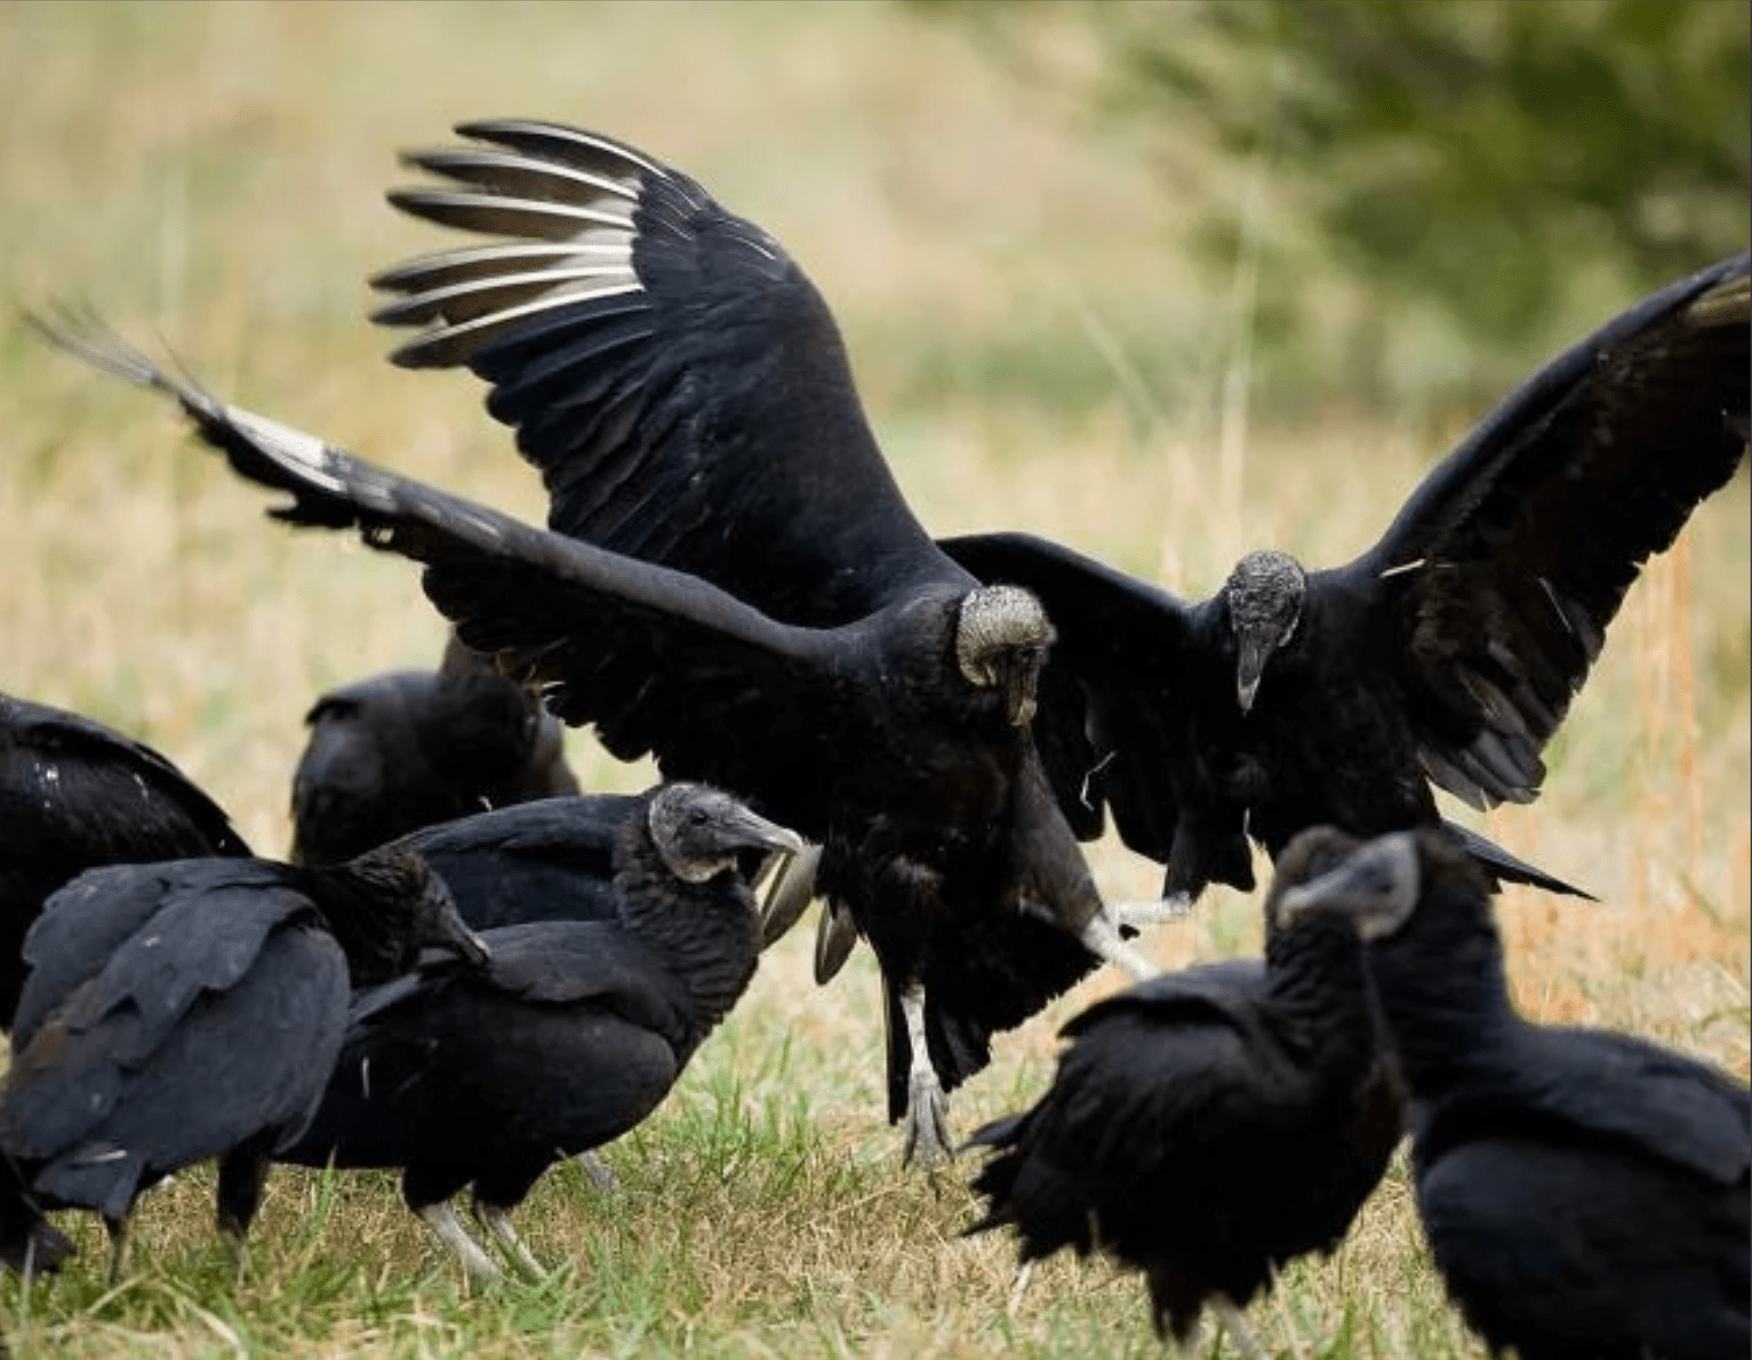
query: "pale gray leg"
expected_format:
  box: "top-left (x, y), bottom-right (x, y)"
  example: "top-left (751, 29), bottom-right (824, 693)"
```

top-left (472, 1196), bottom-right (545, 1279)
top-left (572, 1150), bottom-right (617, 1190)
top-left (1213, 1298), bottom-right (1266, 1360)
top-left (419, 1201), bottom-right (500, 1281)
top-left (899, 982), bottom-right (953, 1168)
top-left (1007, 1259), bottom-right (1034, 1311)
top-left (1078, 909), bottom-right (1161, 983)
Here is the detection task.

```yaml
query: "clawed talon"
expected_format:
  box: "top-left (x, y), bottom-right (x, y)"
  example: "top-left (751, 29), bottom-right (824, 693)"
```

top-left (472, 1195), bottom-right (546, 1280)
top-left (420, 1201), bottom-right (501, 1282)
top-left (902, 1071), bottom-right (955, 1169)
top-left (898, 981), bottom-right (954, 1167)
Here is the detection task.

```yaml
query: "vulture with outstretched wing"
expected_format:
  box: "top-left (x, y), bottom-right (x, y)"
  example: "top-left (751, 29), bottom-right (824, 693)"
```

top-left (945, 252), bottom-right (1749, 905)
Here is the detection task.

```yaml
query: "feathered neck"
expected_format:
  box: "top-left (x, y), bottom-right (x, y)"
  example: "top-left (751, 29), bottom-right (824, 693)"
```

top-left (1366, 878), bottom-right (1516, 1095)
top-left (1264, 909), bottom-right (1380, 1079)
top-left (613, 812), bottom-right (762, 1047)
top-left (302, 850), bottom-right (440, 987)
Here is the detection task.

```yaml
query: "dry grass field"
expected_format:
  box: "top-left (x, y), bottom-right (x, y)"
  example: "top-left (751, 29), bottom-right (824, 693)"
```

top-left (0, 3), bottom-right (1745, 1356)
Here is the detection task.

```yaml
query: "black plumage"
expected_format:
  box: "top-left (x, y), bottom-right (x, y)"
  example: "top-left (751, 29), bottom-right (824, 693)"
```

top-left (942, 252), bottom-right (1750, 907)
top-left (34, 124), bottom-right (1160, 1169)
top-left (0, 690), bottom-right (250, 1029)
top-left (964, 826), bottom-right (1404, 1348)
top-left (291, 630), bottom-right (580, 866)
top-left (394, 791), bottom-right (639, 930)
top-left (394, 787), bottom-right (802, 949)
top-left (0, 845), bottom-right (488, 1278)
top-left (1278, 828), bottom-right (1750, 1360)
top-left (278, 782), bottom-right (803, 1279)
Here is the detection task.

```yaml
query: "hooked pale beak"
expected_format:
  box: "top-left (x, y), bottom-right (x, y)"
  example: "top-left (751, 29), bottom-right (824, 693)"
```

top-left (1273, 831), bottom-right (1421, 939)
top-left (721, 805), bottom-right (804, 942)
top-left (1004, 656), bottom-right (1041, 727)
top-left (448, 922), bottom-right (493, 968)
top-left (757, 842), bottom-right (821, 949)
top-left (1235, 637), bottom-right (1270, 714)
top-left (728, 805), bottom-right (806, 861)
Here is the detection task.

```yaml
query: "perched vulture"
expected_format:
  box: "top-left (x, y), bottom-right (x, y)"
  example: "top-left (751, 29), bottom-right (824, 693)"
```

top-left (291, 630), bottom-right (579, 866)
top-left (965, 826), bottom-right (1404, 1350)
top-left (279, 782), bottom-right (802, 1279)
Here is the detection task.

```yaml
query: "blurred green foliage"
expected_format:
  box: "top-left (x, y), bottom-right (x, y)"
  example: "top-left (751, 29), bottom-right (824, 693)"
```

top-left (908, 0), bottom-right (1750, 409)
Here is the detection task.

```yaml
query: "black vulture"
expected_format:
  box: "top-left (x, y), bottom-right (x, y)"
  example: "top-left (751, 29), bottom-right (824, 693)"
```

top-left (277, 782), bottom-right (803, 1280)
top-left (33, 231), bottom-right (1155, 1169)
top-left (0, 844), bottom-right (489, 1279)
top-left (942, 251), bottom-right (1750, 908)
top-left (368, 787), bottom-right (797, 1195)
top-left (0, 689), bottom-right (250, 1029)
top-left (1278, 828), bottom-right (1751, 1360)
top-left (291, 629), bottom-right (580, 866)
top-left (964, 826), bottom-right (1404, 1353)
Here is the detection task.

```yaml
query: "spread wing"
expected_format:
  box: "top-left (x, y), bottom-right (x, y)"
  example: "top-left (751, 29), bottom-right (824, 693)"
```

top-left (1336, 251), bottom-right (1750, 809)
top-left (370, 118), bottom-right (971, 623)
top-left (33, 315), bottom-right (868, 843)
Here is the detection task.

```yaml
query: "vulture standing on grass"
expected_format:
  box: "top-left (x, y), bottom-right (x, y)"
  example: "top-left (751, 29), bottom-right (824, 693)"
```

top-left (964, 826), bottom-right (1405, 1355)
top-left (34, 119), bottom-right (1164, 1170)
top-left (943, 251), bottom-right (1751, 908)
top-left (291, 630), bottom-right (580, 866)
top-left (1277, 828), bottom-right (1750, 1360)
top-left (0, 690), bottom-right (250, 1030)
top-left (278, 782), bottom-right (802, 1280)
top-left (0, 844), bottom-right (489, 1280)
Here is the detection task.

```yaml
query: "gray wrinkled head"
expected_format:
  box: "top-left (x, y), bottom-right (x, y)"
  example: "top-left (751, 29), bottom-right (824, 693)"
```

top-left (647, 782), bottom-right (806, 886)
top-left (1275, 831), bottom-right (1422, 940)
top-left (1223, 549), bottom-right (1308, 712)
top-left (955, 585), bottom-right (1056, 726)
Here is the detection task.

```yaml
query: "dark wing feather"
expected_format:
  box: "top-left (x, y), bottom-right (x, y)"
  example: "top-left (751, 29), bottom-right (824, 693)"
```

top-left (397, 794), bottom-right (641, 929)
top-left (939, 531), bottom-right (1215, 866)
top-left (370, 118), bottom-right (968, 623)
top-left (1340, 252), bottom-right (1750, 810)
top-left (0, 694), bottom-right (247, 861)
top-left (0, 692), bottom-right (250, 1027)
top-left (1057, 958), bottom-right (1269, 1041)
top-left (4, 864), bottom-right (323, 1161)
top-left (28, 315), bottom-right (860, 843)
top-left (13, 860), bottom-right (306, 1050)
top-left (1489, 1026), bottom-right (1752, 1188)
top-left (33, 926), bottom-right (349, 1196)
top-left (346, 921), bottom-right (691, 1046)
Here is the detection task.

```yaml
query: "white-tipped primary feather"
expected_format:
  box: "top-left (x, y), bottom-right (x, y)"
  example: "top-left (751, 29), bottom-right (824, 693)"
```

top-left (455, 118), bottom-right (675, 184)
top-left (373, 125), bottom-right (690, 368)
top-left (400, 145), bottom-right (642, 206)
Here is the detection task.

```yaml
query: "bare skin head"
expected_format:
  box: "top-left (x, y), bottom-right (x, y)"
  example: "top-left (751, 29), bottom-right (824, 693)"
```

top-left (646, 783), bottom-right (805, 886)
top-left (1222, 550), bottom-right (1308, 713)
top-left (955, 585), bottom-right (1056, 726)
top-left (1274, 831), bottom-right (1422, 940)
